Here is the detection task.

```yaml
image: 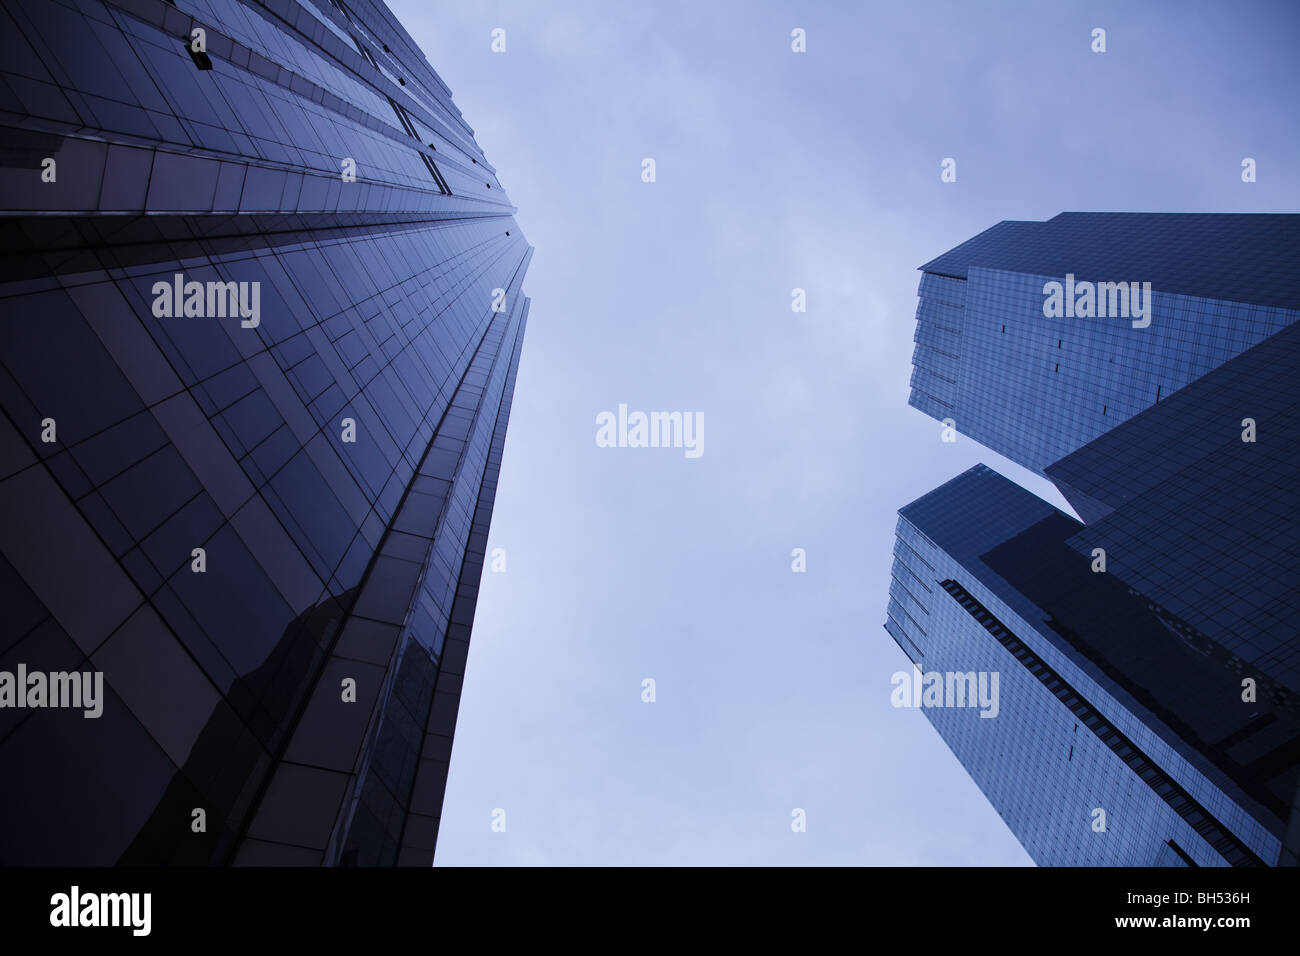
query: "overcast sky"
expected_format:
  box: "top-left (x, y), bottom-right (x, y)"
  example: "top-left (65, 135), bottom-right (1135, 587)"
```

top-left (387, 0), bottom-right (1300, 865)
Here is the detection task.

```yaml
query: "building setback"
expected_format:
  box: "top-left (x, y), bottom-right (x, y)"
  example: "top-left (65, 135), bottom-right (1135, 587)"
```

top-left (0, 0), bottom-right (530, 865)
top-left (889, 214), bottom-right (1300, 865)
top-left (909, 212), bottom-right (1300, 473)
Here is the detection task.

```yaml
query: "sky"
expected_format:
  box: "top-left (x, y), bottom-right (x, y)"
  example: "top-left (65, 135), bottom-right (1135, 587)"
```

top-left (387, 0), bottom-right (1300, 865)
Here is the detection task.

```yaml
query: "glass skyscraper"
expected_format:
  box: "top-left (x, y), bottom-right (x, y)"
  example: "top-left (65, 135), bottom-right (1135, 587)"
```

top-left (910, 213), bottom-right (1300, 473)
top-left (889, 213), bottom-right (1300, 865)
top-left (0, 0), bottom-right (530, 866)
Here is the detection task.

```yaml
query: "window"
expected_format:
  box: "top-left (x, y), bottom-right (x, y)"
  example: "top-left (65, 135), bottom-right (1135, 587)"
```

top-left (419, 153), bottom-right (451, 195)
top-left (186, 40), bottom-right (213, 71)
top-left (352, 35), bottom-right (379, 69)
top-left (940, 578), bottom-right (1264, 867)
top-left (387, 96), bottom-right (417, 137)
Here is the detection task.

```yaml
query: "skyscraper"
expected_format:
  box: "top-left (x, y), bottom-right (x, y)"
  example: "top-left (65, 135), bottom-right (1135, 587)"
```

top-left (909, 213), bottom-right (1300, 473)
top-left (0, 0), bottom-right (530, 866)
top-left (889, 213), bottom-right (1300, 865)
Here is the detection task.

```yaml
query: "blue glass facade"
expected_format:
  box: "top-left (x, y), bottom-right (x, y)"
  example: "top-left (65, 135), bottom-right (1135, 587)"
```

top-left (910, 213), bottom-right (1300, 474)
top-left (1047, 320), bottom-right (1300, 698)
top-left (887, 467), bottom-right (1285, 866)
top-left (0, 0), bottom-right (530, 865)
top-left (891, 214), bottom-right (1300, 866)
